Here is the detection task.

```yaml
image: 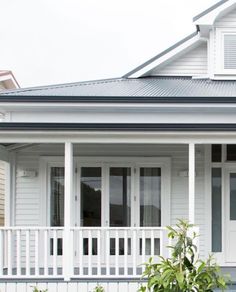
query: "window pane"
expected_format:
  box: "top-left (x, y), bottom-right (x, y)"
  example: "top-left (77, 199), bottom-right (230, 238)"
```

top-left (212, 168), bottom-right (222, 252)
top-left (50, 167), bottom-right (64, 226)
top-left (230, 173), bottom-right (236, 220)
top-left (227, 145), bottom-right (236, 161)
top-left (80, 167), bottom-right (101, 226)
top-left (109, 167), bottom-right (131, 227)
top-left (140, 168), bottom-right (161, 227)
top-left (212, 145), bottom-right (222, 162)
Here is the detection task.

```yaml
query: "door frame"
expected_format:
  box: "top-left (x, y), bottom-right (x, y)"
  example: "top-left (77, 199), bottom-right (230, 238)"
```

top-left (224, 165), bottom-right (236, 264)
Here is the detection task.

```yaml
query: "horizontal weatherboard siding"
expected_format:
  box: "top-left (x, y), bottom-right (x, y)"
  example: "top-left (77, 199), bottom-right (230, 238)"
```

top-left (149, 43), bottom-right (208, 77)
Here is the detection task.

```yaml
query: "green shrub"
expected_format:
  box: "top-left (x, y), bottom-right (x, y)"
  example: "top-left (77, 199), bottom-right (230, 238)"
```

top-left (139, 219), bottom-right (229, 292)
top-left (93, 285), bottom-right (105, 292)
top-left (31, 286), bottom-right (48, 292)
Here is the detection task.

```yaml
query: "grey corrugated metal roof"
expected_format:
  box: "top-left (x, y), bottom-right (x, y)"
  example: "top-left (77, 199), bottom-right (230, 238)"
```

top-left (193, 0), bottom-right (229, 22)
top-left (2, 77), bottom-right (236, 98)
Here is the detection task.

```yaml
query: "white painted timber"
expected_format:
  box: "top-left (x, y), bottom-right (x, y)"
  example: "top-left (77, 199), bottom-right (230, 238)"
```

top-left (0, 281), bottom-right (146, 292)
top-left (0, 161), bottom-right (5, 226)
top-left (189, 144), bottom-right (195, 224)
top-left (149, 43), bottom-right (208, 77)
top-left (63, 142), bottom-right (73, 281)
top-left (10, 107), bottom-right (236, 124)
top-left (215, 7), bottom-right (236, 27)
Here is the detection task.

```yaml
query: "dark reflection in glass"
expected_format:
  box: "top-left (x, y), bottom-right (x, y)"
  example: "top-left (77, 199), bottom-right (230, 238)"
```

top-left (212, 145), bottom-right (222, 162)
top-left (227, 145), bottom-right (236, 161)
top-left (50, 167), bottom-right (64, 226)
top-left (212, 168), bottom-right (222, 252)
top-left (81, 167), bottom-right (101, 226)
top-left (140, 168), bottom-right (161, 227)
top-left (230, 173), bottom-right (236, 221)
top-left (109, 168), bottom-right (131, 227)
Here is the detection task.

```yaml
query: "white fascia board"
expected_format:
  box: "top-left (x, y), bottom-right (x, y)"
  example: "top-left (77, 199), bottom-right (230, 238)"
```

top-left (1, 131), bottom-right (236, 144)
top-left (127, 34), bottom-right (203, 78)
top-left (194, 0), bottom-right (236, 26)
top-left (4, 102), bottom-right (236, 112)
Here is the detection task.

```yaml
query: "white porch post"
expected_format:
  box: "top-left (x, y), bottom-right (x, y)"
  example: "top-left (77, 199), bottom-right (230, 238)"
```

top-left (189, 143), bottom-right (195, 224)
top-left (63, 142), bottom-right (73, 281)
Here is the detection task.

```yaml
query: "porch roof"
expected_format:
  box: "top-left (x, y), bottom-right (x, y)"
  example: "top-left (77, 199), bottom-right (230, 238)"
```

top-left (1, 77), bottom-right (236, 100)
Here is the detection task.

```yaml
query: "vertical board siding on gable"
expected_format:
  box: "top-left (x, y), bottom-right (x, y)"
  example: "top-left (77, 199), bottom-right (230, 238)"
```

top-left (149, 43), bottom-right (208, 76)
top-left (15, 144), bottom-right (206, 258)
top-left (0, 161), bottom-right (4, 226)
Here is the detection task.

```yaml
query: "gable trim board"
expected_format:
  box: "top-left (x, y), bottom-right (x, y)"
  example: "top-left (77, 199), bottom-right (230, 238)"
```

top-left (193, 0), bottom-right (229, 22)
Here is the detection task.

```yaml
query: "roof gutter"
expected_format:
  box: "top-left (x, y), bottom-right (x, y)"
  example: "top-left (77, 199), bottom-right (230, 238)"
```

top-left (1, 123), bottom-right (236, 131)
top-left (1, 95), bottom-right (236, 103)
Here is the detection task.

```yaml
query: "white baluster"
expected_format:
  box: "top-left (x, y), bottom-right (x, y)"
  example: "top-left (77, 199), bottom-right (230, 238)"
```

top-left (97, 229), bottom-right (101, 276)
top-left (44, 230), bottom-right (48, 276)
top-left (53, 230), bottom-right (57, 276)
top-left (7, 230), bottom-right (12, 276)
top-left (106, 229), bottom-right (110, 276)
top-left (142, 229), bottom-right (145, 272)
top-left (115, 230), bottom-right (119, 276)
top-left (0, 230), bottom-right (3, 276)
top-left (16, 230), bottom-right (21, 276)
top-left (35, 230), bottom-right (39, 276)
top-left (88, 230), bottom-right (92, 276)
top-left (124, 229), bottom-right (128, 276)
top-left (79, 229), bottom-right (83, 276)
top-left (25, 230), bottom-right (30, 276)
top-left (151, 230), bottom-right (154, 258)
top-left (132, 229), bottom-right (137, 276)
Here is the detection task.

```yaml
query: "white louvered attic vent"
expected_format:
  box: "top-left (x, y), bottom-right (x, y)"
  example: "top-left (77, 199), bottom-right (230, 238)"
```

top-left (224, 34), bottom-right (236, 69)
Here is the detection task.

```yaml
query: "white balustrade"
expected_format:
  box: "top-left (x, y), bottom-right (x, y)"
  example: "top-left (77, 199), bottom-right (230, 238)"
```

top-left (0, 226), bottom-right (198, 280)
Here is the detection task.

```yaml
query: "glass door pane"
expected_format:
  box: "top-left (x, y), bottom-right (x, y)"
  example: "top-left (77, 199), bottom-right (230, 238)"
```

top-left (140, 167), bottom-right (161, 227)
top-left (50, 167), bottom-right (64, 257)
top-left (80, 167), bottom-right (102, 226)
top-left (50, 167), bottom-right (64, 227)
top-left (109, 167), bottom-right (131, 227)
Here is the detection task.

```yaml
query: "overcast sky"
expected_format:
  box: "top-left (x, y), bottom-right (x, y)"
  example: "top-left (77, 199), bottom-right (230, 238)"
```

top-left (0, 0), bottom-right (218, 88)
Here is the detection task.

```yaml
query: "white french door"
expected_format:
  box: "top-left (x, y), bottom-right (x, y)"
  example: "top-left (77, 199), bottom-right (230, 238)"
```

top-left (75, 158), bottom-right (171, 229)
top-left (46, 157), bottom-right (171, 268)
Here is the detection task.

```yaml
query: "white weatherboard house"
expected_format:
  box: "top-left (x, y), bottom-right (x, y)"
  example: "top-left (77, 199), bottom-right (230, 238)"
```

top-left (3, 1), bottom-right (236, 291)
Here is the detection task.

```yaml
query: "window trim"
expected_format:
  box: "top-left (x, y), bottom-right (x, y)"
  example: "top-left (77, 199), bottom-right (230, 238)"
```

top-left (215, 28), bottom-right (236, 75)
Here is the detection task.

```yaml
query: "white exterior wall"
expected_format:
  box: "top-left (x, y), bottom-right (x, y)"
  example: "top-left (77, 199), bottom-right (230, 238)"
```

top-left (149, 43), bottom-right (208, 76)
top-left (0, 161), bottom-right (5, 226)
top-left (215, 7), bottom-right (236, 26)
top-left (14, 143), bottom-right (207, 258)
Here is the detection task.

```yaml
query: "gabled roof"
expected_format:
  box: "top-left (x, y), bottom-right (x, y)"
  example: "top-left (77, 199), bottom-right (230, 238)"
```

top-left (123, 32), bottom-right (199, 78)
top-left (2, 77), bottom-right (236, 101)
top-left (193, 0), bottom-right (229, 21)
top-left (0, 70), bottom-right (20, 89)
